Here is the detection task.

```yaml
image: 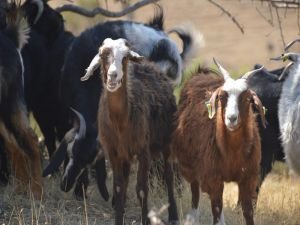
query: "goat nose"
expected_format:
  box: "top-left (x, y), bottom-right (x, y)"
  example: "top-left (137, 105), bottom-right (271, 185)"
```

top-left (228, 115), bottom-right (237, 123)
top-left (109, 72), bottom-right (117, 79)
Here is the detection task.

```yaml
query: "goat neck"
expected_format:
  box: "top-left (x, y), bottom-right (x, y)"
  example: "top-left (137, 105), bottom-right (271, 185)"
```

top-left (215, 96), bottom-right (257, 157)
top-left (103, 59), bottom-right (129, 128)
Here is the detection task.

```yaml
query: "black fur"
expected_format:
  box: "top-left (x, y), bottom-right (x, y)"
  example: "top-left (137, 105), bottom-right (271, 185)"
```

top-left (247, 64), bottom-right (286, 194)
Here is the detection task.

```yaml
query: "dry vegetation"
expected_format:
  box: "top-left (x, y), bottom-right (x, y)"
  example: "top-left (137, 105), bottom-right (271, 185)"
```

top-left (0, 162), bottom-right (300, 225)
top-left (1, 1), bottom-right (300, 225)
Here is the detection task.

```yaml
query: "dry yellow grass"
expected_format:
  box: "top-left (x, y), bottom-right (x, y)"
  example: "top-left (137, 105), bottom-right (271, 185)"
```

top-left (1, 162), bottom-right (300, 225)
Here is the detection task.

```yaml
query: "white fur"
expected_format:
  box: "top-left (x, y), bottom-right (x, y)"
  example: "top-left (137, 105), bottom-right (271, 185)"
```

top-left (63, 158), bottom-right (74, 180)
top-left (124, 23), bottom-right (183, 85)
top-left (82, 54), bottom-right (100, 81)
top-left (215, 211), bottom-right (226, 225)
top-left (183, 208), bottom-right (200, 225)
top-left (18, 18), bottom-right (30, 50)
top-left (17, 49), bottom-right (24, 88)
top-left (222, 78), bottom-right (247, 130)
top-left (100, 38), bottom-right (142, 92)
top-left (278, 62), bottom-right (300, 174)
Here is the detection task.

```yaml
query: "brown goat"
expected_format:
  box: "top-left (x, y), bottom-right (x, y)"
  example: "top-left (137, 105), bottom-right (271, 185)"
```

top-left (171, 61), bottom-right (266, 225)
top-left (81, 38), bottom-right (178, 225)
top-left (0, 2), bottom-right (42, 199)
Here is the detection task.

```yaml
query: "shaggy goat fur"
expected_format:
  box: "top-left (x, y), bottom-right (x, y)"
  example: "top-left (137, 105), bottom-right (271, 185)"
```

top-left (83, 38), bottom-right (178, 225)
top-left (171, 66), bottom-right (265, 225)
top-left (0, 1), bottom-right (42, 199)
top-left (278, 58), bottom-right (300, 174)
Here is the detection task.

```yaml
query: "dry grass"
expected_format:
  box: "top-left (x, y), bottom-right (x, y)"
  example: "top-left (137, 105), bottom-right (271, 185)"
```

top-left (1, 162), bottom-right (300, 225)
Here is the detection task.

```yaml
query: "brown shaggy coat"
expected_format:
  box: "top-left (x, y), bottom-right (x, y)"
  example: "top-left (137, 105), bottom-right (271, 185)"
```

top-left (171, 68), bottom-right (261, 225)
top-left (98, 59), bottom-right (178, 225)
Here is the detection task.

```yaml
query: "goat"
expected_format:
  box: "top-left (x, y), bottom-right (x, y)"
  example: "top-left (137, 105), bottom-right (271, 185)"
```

top-left (21, 0), bottom-right (74, 157)
top-left (43, 8), bottom-right (200, 204)
top-left (271, 42), bottom-right (300, 175)
top-left (247, 65), bottom-right (286, 194)
top-left (0, 1), bottom-right (42, 199)
top-left (171, 60), bottom-right (266, 225)
top-left (20, 0), bottom-right (93, 200)
top-left (81, 38), bottom-right (179, 225)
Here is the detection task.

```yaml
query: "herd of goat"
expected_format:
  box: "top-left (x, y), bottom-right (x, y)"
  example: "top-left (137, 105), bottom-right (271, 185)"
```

top-left (1, 0), bottom-right (300, 225)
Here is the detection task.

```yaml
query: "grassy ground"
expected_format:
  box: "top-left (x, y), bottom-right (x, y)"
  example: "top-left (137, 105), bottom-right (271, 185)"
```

top-left (1, 162), bottom-right (300, 225)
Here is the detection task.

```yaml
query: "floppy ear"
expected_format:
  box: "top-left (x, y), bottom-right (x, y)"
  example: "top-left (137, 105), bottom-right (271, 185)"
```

top-left (81, 54), bottom-right (101, 81)
top-left (43, 140), bottom-right (68, 177)
top-left (250, 90), bottom-right (267, 128)
top-left (206, 87), bottom-right (221, 119)
top-left (128, 50), bottom-right (144, 63)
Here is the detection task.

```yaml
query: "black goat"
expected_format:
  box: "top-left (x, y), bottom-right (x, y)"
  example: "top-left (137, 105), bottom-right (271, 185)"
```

top-left (43, 8), bottom-right (200, 202)
top-left (247, 65), bottom-right (286, 194)
top-left (0, 1), bottom-right (42, 199)
top-left (20, 0), bottom-right (109, 201)
top-left (21, 0), bottom-right (74, 157)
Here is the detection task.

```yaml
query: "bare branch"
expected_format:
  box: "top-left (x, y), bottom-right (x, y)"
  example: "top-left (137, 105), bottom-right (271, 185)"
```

top-left (256, 6), bottom-right (274, 26)
top-left (274, 5), bottom-right (286, 48)
top-left (268, 2), bottom-right (274, 24)
top-left (207, 0), bottom-right (244, 34)
top-left (260, 0), bottom-right (300, 8)
top-left (55, 0), bottom-right (159, 17)
top-left (297, 6), bottom-right (300, 34)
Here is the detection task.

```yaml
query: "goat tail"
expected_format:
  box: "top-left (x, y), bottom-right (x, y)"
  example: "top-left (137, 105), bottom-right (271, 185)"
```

top-left (147, 4), bottom-right (164, 31)
top-left (168, 23), bottom-right (204, 69)
top-left (4, 0), bottom-right (30, 50)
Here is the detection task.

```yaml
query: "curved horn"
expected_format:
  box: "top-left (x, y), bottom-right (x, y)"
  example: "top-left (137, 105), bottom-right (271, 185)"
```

top-left (241, 66), bottom-right (264, 80)
top-left (81, 54), bottom-right (100, 81)
top-left (285, 38), bottom-right (300, 52)
top-left (30, 0), bottom-right (44, 24)
top-left (213, 58), bottom-right (231, 81)
top-left (70, 107), bottom-right (86, 139)
top-left (278, 62), bottom-right (293, 81)
top-left (271, 53), bottom-right (300, 62)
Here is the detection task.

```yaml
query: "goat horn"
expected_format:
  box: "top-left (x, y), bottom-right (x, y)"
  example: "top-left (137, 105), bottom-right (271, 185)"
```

top-left (70, 107), bottom-right (86, 140)
top-left (80, 54), bottom-right (100, 81)
top-left (278, 61), bottom-right (293, 81)
top-left (30, 0), bottom-right (44, 24)
top-left (241, 66), bottom-right (264, 80)
top-left (213, 58), bottom-right (231, 81)
top-left (270, 53), bottom-right (300, 62)
top-left (284, 38), bottom-right (300, 52)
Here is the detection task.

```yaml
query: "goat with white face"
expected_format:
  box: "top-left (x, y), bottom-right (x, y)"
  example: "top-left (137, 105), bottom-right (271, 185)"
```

top-left (82, 38), bottom-right (178, 225)
top-left (171, 60), bottom-right (265, 225)
top-left (209, 59), bottom-right (266, 132)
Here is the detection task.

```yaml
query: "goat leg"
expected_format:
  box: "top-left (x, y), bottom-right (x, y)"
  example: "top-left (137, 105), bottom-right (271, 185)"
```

top-left (163, 152), bottom-right (178, 223)
top-left (208, 181), bottom-right (225, 225)
top-left (0, 121), bottom-right (29, 193)
top-left (238, 179), bottom-right (257, 225)
top-left (11, 106), bottom-right (43, 199)
top-left (137, 151), bottom-right (150, 225)
top-left (110, 156), bottom-right (126, 225)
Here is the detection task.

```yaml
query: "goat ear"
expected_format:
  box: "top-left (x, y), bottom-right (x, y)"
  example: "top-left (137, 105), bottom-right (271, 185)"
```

top-left (128, 50), bottom-right (144, 63)
top-left (250, 90), bottom-right (267, 128)
top-left (81, 54), bottom-right (101, 81)
top-left (42, 140), bottom-right (68, 177)
top-left (206, 87), bottom-right (220, 119)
